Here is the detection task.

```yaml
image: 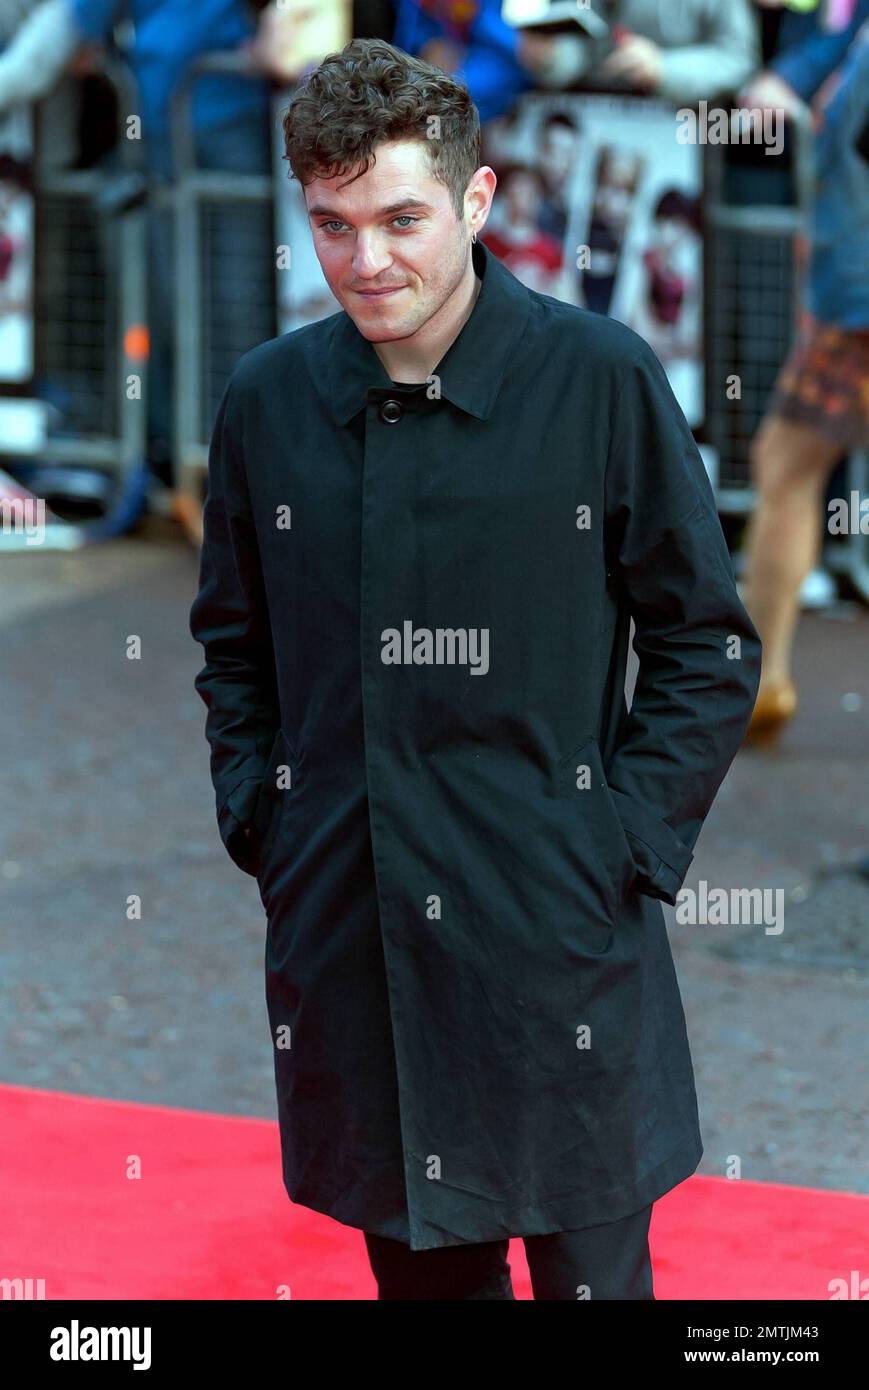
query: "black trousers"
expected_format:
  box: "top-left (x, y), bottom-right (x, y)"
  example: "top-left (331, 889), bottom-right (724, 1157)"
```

top-left (364, 1203), bottom-right (655, 1300)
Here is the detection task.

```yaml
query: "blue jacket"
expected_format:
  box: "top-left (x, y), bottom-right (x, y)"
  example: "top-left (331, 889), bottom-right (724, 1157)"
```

top-left (392, 0), bottom-right (533, 124)
top-left (807, 22), bottom-right (869, 326)
top-left (772, 0), bottom-right (869, 101)
top-left (70, 0), bottom-right (271, 138)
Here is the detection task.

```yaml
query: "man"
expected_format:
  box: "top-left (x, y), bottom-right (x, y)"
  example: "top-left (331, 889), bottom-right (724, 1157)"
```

top-left (394, 0), bottom-right (760, 115)
top-left (189, 37), bottom-right (762, 1300)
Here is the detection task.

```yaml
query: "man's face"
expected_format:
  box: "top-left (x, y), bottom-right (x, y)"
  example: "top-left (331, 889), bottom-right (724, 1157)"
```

top-left (305, 138), bottom-right (473, 343)
top-left (541, 124), bottom-right (578, 186)
top-left (505, 170), bottom-right (540, 221)
top-left (656, 215), bottom-right (683, 252)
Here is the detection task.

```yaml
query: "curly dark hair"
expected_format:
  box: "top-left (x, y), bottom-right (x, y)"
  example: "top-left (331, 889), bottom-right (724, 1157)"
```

top-left (281, 38), bottom-right (481, 224)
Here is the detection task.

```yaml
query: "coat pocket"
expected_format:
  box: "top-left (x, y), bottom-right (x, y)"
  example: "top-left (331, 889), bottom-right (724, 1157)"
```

top-left (247, 730), bottom-right (295, 878)
top-left (557, 735), bottom-right (637, 919)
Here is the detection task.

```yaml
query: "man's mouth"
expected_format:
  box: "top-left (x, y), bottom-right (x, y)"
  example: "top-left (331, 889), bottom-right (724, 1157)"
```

top-left (354, 286), bottom-right (406, 298)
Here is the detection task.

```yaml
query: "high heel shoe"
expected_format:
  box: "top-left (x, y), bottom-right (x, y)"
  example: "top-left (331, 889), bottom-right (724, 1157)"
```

top-left (743, 678), bottom-right (798, 747)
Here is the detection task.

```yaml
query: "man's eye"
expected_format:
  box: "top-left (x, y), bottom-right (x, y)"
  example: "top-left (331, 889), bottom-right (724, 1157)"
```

top-left (318, 217), bottom-right (418, 235)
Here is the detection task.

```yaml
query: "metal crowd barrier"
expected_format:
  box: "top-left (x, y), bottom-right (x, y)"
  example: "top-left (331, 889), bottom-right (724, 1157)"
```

top-left (169, 51), bottom-right (278, 542)
top-left (704, 105), bottom-right (869, 601)
top-left (36, 55), bottom-right (860, 590)
top-left (703, 105), bottom-right (816, 513)
top-left (6, 53), bottom-right (149, 528)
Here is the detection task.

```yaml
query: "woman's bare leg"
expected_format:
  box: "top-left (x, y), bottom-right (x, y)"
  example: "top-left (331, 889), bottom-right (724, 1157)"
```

top-left (741, 415), bottom-right (842, 687)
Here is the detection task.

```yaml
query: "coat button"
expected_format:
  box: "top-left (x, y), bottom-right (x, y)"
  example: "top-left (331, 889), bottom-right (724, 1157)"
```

top-left (380, 399), bottom-right (403, 423)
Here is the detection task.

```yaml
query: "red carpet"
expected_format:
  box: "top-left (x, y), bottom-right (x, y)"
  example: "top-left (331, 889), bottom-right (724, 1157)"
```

top-left (1, 1083), bottom-right (865, 1300)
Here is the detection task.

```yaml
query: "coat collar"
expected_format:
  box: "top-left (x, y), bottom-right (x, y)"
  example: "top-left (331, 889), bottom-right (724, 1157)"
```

top-left (325, 239), bottom-right (532, 425)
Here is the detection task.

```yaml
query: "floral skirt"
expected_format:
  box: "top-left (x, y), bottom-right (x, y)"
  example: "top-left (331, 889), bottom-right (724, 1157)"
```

top-left (769, 318), bottom-right (869, 450)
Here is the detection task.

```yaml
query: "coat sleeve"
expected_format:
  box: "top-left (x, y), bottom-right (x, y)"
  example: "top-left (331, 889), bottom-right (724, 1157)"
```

top-left (188, 372), bottom-right (280, 875)
top-left (602, 337), bottom-right (762, 907)
top-left (656, 0), bottom-right (761, 105)
top-left (771, 0), bottom-right (869, 106)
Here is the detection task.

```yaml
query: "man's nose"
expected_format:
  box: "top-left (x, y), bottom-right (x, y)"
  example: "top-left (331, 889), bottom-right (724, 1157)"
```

top-left (351, 233), bottom-right (392, 279)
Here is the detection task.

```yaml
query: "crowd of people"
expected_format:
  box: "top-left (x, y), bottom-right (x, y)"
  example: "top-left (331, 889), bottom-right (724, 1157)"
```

top-left (0, 0), bottom-right (867, 744)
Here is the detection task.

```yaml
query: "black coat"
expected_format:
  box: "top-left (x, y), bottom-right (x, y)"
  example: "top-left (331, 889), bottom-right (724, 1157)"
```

top-left (189, 239), bottom-right (762, 1251)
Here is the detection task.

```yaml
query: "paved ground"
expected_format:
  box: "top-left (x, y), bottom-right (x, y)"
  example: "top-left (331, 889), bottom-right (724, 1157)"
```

top-left (2, 514), bottom-right (867, 1196)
